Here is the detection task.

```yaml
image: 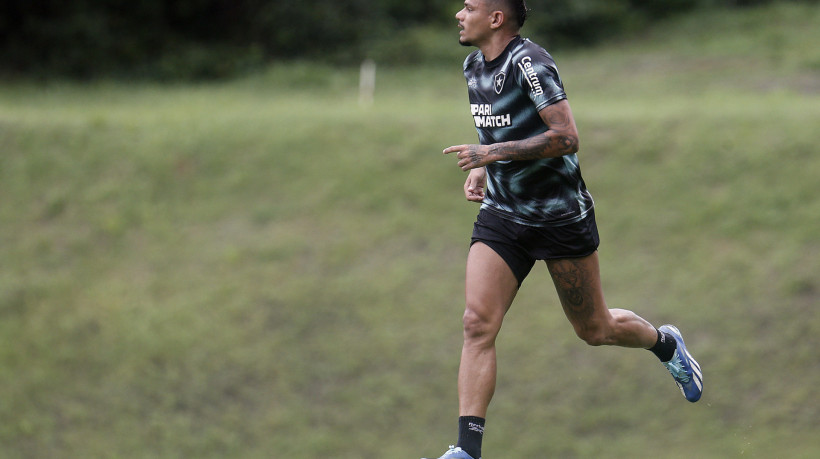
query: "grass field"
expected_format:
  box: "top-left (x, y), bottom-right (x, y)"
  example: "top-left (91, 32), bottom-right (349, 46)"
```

top-left (2, 3), bottom-right (819, 458)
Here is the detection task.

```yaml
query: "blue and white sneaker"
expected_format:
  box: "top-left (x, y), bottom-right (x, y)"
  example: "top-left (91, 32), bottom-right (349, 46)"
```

top-left (423, 445), bottom-right (479, 459)
top-left (659, 324), bottom-right (703, 402)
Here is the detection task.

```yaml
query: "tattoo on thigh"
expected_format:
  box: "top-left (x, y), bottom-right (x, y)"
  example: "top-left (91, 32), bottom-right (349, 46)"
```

top-left (548, 259), bottom-right (593, 320)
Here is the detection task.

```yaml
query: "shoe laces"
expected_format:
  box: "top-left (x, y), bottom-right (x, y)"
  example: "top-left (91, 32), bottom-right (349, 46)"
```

top-left (663, 351), bottom-right (691, 383)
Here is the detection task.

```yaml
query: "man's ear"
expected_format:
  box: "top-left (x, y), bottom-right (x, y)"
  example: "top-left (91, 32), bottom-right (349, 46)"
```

top-left (489, 10), bottom-right (505, 30)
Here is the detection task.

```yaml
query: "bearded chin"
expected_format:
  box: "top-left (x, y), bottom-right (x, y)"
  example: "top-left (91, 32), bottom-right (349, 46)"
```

top-left (459, 37), bottom-right (473, 47)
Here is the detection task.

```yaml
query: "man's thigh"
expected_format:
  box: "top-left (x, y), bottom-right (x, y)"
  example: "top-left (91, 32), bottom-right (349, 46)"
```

top-left (545, 252), bottom-right (609, 329)
top-left (465, 242), bottom-right (520, 323)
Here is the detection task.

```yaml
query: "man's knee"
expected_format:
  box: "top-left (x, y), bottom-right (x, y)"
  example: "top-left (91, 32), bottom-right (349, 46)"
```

top-left (462, 305), bottom-right (501, 343)
top-left (574, 323), bottom-right (609, 346)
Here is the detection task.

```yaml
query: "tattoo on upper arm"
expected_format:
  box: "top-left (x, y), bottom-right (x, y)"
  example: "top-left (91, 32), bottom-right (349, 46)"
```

top-left (543, 106), bottom-right (578, 155)
top-left (545, 107), bottom-right (571, 129)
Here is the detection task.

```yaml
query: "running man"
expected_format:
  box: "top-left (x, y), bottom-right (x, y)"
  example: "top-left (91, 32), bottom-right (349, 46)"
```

top-left (425, 2), bottom-right (702, 458)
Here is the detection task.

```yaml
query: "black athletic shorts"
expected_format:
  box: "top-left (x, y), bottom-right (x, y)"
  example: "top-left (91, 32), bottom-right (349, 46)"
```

top-left (470, 208), bottom-right (600, 286)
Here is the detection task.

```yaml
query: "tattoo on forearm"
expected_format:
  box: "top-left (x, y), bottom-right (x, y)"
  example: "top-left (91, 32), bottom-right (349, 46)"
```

top-left (490, 132), bottom-right (577, 161)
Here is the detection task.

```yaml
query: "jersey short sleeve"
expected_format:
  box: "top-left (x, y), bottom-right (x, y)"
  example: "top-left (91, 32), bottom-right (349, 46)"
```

top-left (512, 48), bottom-right (566, 112)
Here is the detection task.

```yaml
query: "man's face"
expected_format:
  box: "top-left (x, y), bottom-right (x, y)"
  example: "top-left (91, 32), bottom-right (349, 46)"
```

top-left (455, 0), bottom-right (494, 47)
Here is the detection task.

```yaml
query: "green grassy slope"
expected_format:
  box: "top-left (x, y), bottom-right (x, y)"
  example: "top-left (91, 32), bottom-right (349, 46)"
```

top-left (1, 3), bottom-right (819, 458)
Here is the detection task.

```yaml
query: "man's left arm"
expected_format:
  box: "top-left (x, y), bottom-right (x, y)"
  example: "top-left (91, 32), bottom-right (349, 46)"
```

top-left (443, 99), bottom-right (579, 171)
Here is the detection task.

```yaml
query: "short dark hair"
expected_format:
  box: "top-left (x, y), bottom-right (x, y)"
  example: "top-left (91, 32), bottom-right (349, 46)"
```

top-left (492, 0), bottom-right (528, 28)
top-left (511, 0), bottom-right (528, 28)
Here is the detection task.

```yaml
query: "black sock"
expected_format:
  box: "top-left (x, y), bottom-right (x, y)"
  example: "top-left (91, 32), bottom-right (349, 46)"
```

top-left (457, 416), bottom-right (485, 459)
top-left (648, 328), bottom-right (677, 362)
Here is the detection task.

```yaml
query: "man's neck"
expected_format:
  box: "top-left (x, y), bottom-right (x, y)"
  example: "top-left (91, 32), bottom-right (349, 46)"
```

top-left (479, 33), bottom-right (518, 61)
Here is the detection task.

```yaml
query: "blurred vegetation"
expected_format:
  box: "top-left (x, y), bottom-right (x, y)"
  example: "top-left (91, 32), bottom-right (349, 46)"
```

top-left (1, 2), bottom-right (819, 457)
top-left (1, 0), bottom-right (819, 79)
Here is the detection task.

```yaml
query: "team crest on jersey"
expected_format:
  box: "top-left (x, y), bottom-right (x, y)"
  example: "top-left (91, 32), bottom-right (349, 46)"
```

top-left (494, 71), bottom-right (506, 94)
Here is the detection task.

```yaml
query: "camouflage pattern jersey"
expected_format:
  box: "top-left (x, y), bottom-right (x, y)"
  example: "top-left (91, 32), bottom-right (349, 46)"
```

top-left (463, 35), bottom-right (594, 227)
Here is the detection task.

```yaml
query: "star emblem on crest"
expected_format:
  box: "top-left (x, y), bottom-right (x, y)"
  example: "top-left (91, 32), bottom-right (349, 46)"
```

top-left (494, 71), bottom-right (506, 94)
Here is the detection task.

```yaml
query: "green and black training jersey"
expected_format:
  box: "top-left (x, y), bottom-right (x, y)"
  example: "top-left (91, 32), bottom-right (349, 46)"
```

top-left (463, 36), bottom-right (594, 227)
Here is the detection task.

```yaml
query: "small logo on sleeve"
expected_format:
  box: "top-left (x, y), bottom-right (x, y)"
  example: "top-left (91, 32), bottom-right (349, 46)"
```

top-left (518, 56), bottom-right (544, 96)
